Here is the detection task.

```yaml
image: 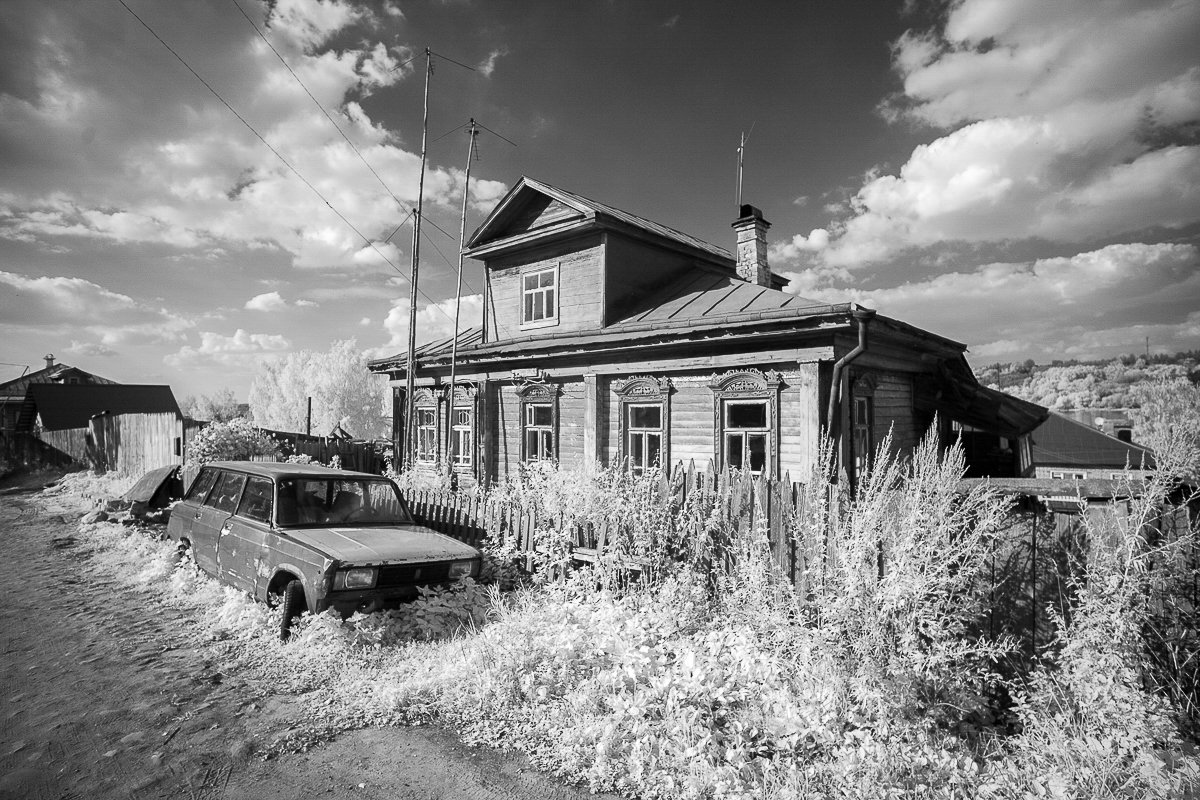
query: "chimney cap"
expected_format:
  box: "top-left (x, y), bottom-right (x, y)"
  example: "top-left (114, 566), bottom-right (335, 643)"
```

top-left (733, 204), bottom-right (771, 227)
top-left (44, 353), bottom-right (55, 368)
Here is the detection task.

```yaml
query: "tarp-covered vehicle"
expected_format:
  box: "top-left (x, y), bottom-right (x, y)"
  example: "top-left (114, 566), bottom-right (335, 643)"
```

top-left (167, 461), bottom-right (481, 638)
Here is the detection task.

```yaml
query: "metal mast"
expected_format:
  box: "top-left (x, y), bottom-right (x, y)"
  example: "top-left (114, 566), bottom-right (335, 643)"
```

top-left (445, 119), bottom-right (479, 478)
top-left (403, 47), bottom-right (432, 470)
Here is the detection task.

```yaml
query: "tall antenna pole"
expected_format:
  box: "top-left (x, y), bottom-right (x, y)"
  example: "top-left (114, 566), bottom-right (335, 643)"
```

top-left (403, 47), bottom-right (432, 470)
top-left (445, 119), bottom-right (478, 480)
top-left (736, 130), bottom-right (746, 208)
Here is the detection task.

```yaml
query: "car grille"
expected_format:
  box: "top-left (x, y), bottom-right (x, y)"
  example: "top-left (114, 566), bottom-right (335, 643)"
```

top-left (377, 562), bottom-right (452, 588)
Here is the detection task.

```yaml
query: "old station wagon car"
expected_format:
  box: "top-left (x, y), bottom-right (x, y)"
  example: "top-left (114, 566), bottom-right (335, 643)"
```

top-left (167, 461), bottom-right (481, 638)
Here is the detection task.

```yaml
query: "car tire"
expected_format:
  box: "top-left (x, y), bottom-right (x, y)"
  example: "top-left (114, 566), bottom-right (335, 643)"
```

top-left (280, 579), bottom-right (305, 641)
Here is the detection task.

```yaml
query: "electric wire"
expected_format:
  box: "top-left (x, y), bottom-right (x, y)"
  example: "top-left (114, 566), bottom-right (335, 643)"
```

top-left (115, 0), bottom-right (453, 323)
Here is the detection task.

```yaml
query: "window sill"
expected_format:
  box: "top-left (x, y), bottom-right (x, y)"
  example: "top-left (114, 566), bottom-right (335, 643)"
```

top-left (520, 316), bottom-right (560, 332)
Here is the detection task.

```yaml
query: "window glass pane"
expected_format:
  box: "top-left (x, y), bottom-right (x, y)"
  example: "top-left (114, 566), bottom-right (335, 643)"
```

top-left (524, 293), bottom-right (536, 321)
top-left (539, 270), bottom-right (555, 289)
top-left (207, 472), bottom-right (247, 513)
top-left (236, 477), bottom-right (274, 523)
top-left (544, 288), bottom-right (555, 316)
top-left (525, 429), bottom-right (540, 459)
top-left (727, 402), bottom-right (767, 429)
top-left (629, 404), bottom-right (661, 429)
top-left (454, 409), bottom-right (470, 425)
top-left (531, 404), bottom-right (553, 426)
top-left (748, 434), bottom-right (767, 473)
top-left (630, 432), bottom-right (644, 467)
top-left (726, 434), bottom-right (744, 469)
top-left (540, 430), bottom-right (554, 458)
top-left (186, 468), bottom-right (218, 502)
top-left (854, 397), bottom-right (870, 425)
top-left (524, 273), bottom-right (538, 291)
top-left (646, 433), bottom-right (661, 467)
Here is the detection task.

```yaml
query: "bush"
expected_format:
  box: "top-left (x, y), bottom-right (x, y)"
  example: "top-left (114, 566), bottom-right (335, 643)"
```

top-left (186, 418), bottom-right (279, 465)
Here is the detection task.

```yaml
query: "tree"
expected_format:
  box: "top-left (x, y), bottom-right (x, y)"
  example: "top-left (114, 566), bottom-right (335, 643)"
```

top-left (1131, 378), bottom-right (1200, 481)
top-left (179, 387), bottom-right (244, 422)
top-left (248, 339), bottom-right (388, 438)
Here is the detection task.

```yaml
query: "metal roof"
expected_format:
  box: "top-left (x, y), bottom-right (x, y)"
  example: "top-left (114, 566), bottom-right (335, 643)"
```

top-left (23, 384), bottom-right (180, 431)
top-left (1028, 411), bottom-right (1155, 469)
top-left (611, 270), bottom-right (830, 328)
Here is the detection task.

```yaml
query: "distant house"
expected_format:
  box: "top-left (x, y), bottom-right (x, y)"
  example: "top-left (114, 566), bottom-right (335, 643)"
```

top-left (1019, 411), bottom-right (1154, 480)
top-left (369, 177), bottom-right (1047, 488)
top-left (16, 383), bottom-right (184, 473)
top-left (0, 354), bottom-right (116, 432)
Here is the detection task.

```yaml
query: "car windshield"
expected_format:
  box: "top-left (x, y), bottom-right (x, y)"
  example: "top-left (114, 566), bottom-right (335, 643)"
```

top-left (274, 478), bottom-right (414, 528)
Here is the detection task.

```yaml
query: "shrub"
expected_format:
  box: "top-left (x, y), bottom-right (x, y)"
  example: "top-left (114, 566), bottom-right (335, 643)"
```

top-left (186, 418), bottom-right (279, 465)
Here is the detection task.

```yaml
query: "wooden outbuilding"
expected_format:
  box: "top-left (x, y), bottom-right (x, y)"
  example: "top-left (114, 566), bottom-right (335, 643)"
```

top-left (369, 177), bottom-right (1046, 487)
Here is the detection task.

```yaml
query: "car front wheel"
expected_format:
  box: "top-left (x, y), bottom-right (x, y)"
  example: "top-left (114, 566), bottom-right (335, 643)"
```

top-left (279, 579), bottom-right (305, 641)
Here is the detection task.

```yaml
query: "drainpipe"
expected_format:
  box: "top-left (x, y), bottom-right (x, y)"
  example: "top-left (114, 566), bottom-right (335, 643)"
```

top-left (825, 306), bottom-right (876, 481)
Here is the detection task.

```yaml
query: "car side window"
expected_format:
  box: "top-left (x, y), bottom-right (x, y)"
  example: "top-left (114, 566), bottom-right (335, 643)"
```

top-left (206, 471), bottom-right (247, 514)
top-left (237, 477), bottom-right (274, 524)
top-left (186, 468), bottom-right (218, 503)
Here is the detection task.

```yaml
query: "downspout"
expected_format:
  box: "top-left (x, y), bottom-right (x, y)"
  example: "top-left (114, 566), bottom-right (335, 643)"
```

top-left (825, 306), bottom-right (876, 482)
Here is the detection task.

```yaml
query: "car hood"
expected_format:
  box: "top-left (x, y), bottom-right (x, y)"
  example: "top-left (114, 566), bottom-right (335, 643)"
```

top-left (283, 525), bottom-right (479, 565)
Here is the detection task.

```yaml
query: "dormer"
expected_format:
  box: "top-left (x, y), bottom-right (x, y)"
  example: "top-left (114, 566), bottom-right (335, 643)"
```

top-left (465, 177), bottom-right (789, 345)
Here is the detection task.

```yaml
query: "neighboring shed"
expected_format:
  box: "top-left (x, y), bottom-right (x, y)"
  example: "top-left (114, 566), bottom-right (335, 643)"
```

top-left (18, 384), bottom-right (184, 473)
top-left (1019, 411), bottom-right (1155, 480)
top-left (0, 355), bottom-right (116, 432)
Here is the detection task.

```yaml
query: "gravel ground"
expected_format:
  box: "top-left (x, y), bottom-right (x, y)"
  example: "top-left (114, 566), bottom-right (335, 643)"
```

top-left (0, 473), bottom-right (614, 800)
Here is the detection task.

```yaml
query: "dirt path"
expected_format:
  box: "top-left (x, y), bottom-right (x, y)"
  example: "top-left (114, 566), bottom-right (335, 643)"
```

top-left (0, 484), bottom-right (611, 800)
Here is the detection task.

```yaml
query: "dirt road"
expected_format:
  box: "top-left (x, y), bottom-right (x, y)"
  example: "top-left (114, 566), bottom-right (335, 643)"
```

top-left (0, 481), bottom-right (611, 800)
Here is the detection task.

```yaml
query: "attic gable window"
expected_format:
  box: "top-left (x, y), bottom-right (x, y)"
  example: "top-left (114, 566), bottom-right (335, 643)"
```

top-left (521, 265), bottom-right (558, 328)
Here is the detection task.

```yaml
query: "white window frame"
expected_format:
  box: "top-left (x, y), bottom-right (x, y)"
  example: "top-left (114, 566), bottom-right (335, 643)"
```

top-left (1050, 470), bottom-right (1086, 480)
top-left (709, 370), bottom-right (783, 477)
top-left (517, 381), bottom-right (560, 463)
top-left (613, 376), bottom-right (672, 474)
top-left (451, 407), bottom-right (473, 468)
top-left (520, 264), bottom-right (559, 330)
top-left (415, 406), bottom-right (439, 463)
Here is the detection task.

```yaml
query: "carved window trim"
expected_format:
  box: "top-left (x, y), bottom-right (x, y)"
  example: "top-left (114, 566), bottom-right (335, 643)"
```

top-left (445, 383), bottom-right (479, 471)
top-left (613, 376), bottom-right (672, 472)
top-left (709, 370), bottom-right (783, 476)
top-left (413, 387), bottom-right (441, 464)
top-left (517, 381), bottom-right (560, 462)
top-left (850, 372), bottom-right (877, 480)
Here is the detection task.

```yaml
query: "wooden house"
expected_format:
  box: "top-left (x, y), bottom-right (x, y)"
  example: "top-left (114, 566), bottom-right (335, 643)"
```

top-left (1018, 411), bottom-right (1154, 481)
top-left (0, 355), bottom-right (116, 432)
top-left (368, 177), bottom-right (1046, 487)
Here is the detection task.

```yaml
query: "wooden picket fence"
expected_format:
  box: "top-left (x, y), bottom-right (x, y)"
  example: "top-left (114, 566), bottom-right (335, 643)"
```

top-left (401, 462), bottom-right (822, 588)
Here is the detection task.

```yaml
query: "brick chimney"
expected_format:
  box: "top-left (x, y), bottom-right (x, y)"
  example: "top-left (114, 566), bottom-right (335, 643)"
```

top-left (44, 353), bottom-right (55, 369)
top-left (732, 204), bottom-right (771, 287)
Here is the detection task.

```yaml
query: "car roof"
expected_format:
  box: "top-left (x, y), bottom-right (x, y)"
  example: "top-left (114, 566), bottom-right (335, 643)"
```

top-left (203, 461), bottom-right (386, 481)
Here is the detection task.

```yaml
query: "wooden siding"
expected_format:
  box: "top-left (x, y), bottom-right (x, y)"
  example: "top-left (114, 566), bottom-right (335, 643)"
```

top-left (873, 371), bottom-right (919, 457)
top-left (38, 427), bottom-right (90, 464)
top-left (493, 378), bottom-right (589, 478)
top-left (599, 364), bottom-right (822, 477)
top-left (91, 412), bottom-right (183, 475)
top-left (485, 239), bottom-right (605, 342)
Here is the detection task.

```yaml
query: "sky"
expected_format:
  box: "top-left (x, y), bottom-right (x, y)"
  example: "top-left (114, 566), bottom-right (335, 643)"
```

top-left (1, 0), bottom-right (1198, 401)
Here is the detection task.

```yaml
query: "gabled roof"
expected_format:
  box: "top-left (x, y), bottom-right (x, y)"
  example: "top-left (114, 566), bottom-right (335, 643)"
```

top-left (610, 270), bottom-right (831, 329)
top-left (1028, 411), bottom-right (1154, 469)
top-left (467, 177), bottom-right (734, 265)
top-left (23, 384), bottom-right (181, 431)
top-left (0, 363), bottom-right (116, 397)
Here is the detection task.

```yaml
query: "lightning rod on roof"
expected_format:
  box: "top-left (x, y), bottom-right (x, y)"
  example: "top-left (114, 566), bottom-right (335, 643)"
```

top-left (735, 122), bottom-right (755, 208)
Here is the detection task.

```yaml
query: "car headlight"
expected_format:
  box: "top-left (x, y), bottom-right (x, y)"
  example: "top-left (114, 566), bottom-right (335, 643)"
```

top-left (448, 559), bottom-right (477, 580)
top-left (333, 567), bottom-right (378, 590)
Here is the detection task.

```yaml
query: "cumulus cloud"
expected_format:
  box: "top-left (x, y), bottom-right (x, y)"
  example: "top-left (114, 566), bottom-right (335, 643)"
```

top-left (782, 242), bottom-right (1200, 361)
top-left (0, 270), bottom-right (192, 350)
top-left (380, 293), bottom-right (484, 352)
top-left (0, 0), bottom-right (505, 269)
top-left (477, 48), bottom-right (509, 78)
top-left (245, 291), bottom-right (288, 311)
top-left (165, 328), bottom-right (291, 369)
top-left (773, 0), bottom-right (1200, 270)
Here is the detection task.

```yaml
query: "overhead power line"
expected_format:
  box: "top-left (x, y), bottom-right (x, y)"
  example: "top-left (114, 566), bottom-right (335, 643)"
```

top-left (115, 0), bottom-right (452, 321)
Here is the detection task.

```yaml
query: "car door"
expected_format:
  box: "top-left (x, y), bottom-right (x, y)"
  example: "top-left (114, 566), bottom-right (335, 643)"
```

top-left (192, 470), bottom-right (246, 576)
top-left (219, 476), bottom-right (274, 595)
top-left (174, 467), bottom-right (219, 547)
